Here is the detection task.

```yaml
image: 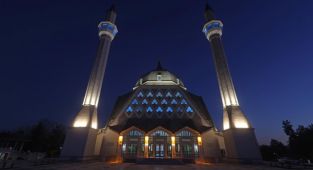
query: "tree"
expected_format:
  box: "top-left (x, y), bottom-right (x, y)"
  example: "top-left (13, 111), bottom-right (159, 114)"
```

top-left (260, 139), bottom-right (287, 161)
top-left (282, 120), bottom-right (313, 160)
top-left (0, 120), bottom-right (65, 157)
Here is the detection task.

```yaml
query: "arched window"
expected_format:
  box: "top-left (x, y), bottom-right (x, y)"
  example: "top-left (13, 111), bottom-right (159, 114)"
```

top-left (142, 99), bottom-right (148, 105)
top-left (176, 130), bottom-right (193, 137)
top-left (156, 106), bottom-right (163, 112)
top-left (147, 106), bottom-right (153, 112)
top-left (151, 130), bottom-right (169, 136)
top-left (126, 106), bottom-right (133, 113)
top-left (166, 107), bottom-right (173, 112)
top-left (152, 99), bottom-right (158, 105)
top-left (128, 130), bottom-right (143, 136)
top-left (186, 106), bottom-right (193, 113)
top-left (161, 99), bottom-right (167, 105)
top-left (131, 99), bottom-right (138, 105)
top-left (157, 75), bottom-right (162, 81)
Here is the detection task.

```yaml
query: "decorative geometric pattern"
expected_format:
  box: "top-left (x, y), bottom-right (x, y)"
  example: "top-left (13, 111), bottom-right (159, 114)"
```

top-left (124, 89), bottom-right (195, 118)
top-left (151, 130), bottom-right (169, 136)
top-left (176, 130), bottom-right (193, 137)
top-left (128, 130), bottom-right (143, 136)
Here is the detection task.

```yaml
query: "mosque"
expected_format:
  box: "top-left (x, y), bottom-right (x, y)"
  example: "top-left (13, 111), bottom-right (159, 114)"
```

top-left (61, 4), bottom-right (261, 163)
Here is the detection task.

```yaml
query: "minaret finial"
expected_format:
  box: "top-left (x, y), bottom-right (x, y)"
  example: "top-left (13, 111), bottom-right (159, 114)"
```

top-left (156, 61), bottom-right (163, 70)
top-left (204, 3), bottom-right (215, 21)
top-left (109, 4), bottom-right (116, 13)
top-left (106, 4), bottom-right (117, 23)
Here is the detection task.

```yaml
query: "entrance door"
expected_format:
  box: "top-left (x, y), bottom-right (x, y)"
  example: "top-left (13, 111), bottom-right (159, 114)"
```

top-left (155, 143), bottom-right (165, 158)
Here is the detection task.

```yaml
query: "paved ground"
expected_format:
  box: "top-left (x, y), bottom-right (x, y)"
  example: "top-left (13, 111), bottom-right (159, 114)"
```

top-left (14, 161), bottom-right (287, 170)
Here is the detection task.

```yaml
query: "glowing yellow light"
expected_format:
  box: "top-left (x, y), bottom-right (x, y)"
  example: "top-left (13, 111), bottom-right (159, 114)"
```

top-left (171, 136), bottom-right (175, 145)
top-left (118, 136), bottom-right (123, 145)
top-left (223, 119), bottom-right (230, 130)
top-left (73, 119), bottom-right (88, 127)
top-left (91, 122), bottom-right (97, 129)
top-left (144, 136), bottom-right (149, 146)
top-left (197, 136), bottom-right (202, 146)
top-left (234, 119), bottom-right (249, 128)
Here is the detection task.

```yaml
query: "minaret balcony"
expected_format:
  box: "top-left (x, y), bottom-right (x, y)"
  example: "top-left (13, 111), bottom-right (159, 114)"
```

top-left (202, 20), bottom-right (223, 41)
top-left (98, 21), bottom-right (118, 40)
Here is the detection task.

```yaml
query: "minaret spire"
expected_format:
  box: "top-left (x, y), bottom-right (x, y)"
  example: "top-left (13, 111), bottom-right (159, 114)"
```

top-left (106, 4), bottom-right (117, 23)
top-left (204, 3), bottom-right (215, 22)
top-left (156, 61), bottom-right (164, 70)
top-left (202, 4), bottom-right (261, 160)
top-left (73, 4), bottom-right (118, 129)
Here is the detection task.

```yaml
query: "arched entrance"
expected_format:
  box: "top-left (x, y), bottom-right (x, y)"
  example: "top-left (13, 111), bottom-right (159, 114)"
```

top-left (118, 126), bottom-right (201, 161)
top-left (147, 127), bottom-right (172, 158)
top-left (120, 127), bottom-right (145, 160)
top-left (175, 127), bottom-right (200, 159)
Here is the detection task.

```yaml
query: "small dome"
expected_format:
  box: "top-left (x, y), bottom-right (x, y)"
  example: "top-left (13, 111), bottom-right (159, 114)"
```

top-left (134, 62), bottom-right (185, 89)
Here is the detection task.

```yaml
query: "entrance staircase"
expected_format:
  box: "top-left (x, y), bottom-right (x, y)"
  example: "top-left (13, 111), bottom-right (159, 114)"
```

top-left (136, 158), bottom-right (193, 165)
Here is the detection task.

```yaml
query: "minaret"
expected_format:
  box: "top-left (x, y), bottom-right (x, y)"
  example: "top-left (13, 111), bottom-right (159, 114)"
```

top-left (202, 4), bottom-right (261, 160)
top-left (73, 5), bottom-right (118, 129)
top-left (61, 5), bottom-right (118, 160)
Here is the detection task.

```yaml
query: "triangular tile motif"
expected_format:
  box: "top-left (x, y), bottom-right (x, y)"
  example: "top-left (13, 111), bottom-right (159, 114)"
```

top-left (166, 91), bottom-right (172, 98)
top-left (124, 89), bottom-right (196, 119)
top-left (137, 92), bottom-right (144, 98)
top-left (161, 99), bottom-right (167, 105)
top-left (142, 99), bottom-right (148, 105)
top-left (156, 91), bottom-right (163, 98)
top-left (147, 91), bottom-right (153, 98)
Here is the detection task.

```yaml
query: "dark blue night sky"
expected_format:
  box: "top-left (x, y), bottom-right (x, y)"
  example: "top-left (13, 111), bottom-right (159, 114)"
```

top-left (1, 0), bottom-right (313, 144)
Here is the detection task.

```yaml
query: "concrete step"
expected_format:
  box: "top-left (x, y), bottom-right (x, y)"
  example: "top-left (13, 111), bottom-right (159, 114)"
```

top-left (136, 158), bottom-right (187, 165)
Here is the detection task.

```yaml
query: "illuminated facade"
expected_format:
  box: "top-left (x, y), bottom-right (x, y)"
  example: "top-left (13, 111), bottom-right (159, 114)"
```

top-left (61, 4), bottom-right (261, 163)
top-left (99, 63), bottom-right (223, 162)
top-left (202, 4), bottom-right (261, 160)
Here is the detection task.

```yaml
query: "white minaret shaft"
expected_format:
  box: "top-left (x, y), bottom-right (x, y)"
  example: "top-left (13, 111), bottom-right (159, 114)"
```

top-left (202, 6), bottom-right (238, 108)
top-left (203, 4), bottom-right (250, 130)
top-left (73, 5), bottom-right (118, 129)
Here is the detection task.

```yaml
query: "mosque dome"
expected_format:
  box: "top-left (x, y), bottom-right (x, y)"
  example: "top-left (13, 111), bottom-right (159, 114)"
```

top-left (134, 62), bottom-right (185, 89)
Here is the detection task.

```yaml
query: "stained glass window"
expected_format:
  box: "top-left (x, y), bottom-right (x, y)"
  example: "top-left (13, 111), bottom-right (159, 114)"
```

top-left (142, 99), bottom-right (148, 105)
top-left (176, 130), bottom-right (193, 136)
top-left (147, 106), bottom-right (153, 112)
top-left (175, 92), bottom-right (182, 98)
top-left (171, 99), bottom-right (177, 105)
top-left (161, 99), bottom-right (167, 105)
top-left (152, 99), bottom-right (158, 105)
top-left (181, 99), bottom-right (187, 105)
top-left (151, 130), bottom-right (168, 136)
top-left (166, 92), bottom-right (172, 98)
top-left (186, 106), bottom-right (193, 113)
top-left (129, 130), bottom-right (143, 136)
top-left (131, 99), bottom-right (138, 105)
top-left (156, 106), bottom-right (163, 112)
top-left (126, 106), bottom-right (133, 113)
top-left (156, 92), bottom-right (163, 98)
top-left (147, 92), bottom-right (153, 98)
top-left (137, 92), bottom-right (144, 98)
top-left (166, 107), bottom-right (173, 112)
